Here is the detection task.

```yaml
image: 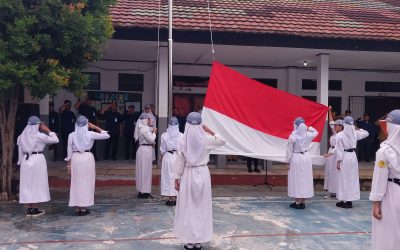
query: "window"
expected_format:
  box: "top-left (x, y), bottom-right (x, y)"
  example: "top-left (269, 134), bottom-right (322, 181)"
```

top-left (118, 74), bottom-right (144, 91)
top-left (83, 72), bottom-right (100, 90)
top-left (303, 96), bottom-right (317, 102)
top-left (365, 81), bottom-right (400, 92)
top-left (253, 78), bottom-right (278, 88)
top-left (173, 76), bottom-right (209, 87)
top-left (329, 96), bottom-right (342, 114)
top-left (302, 79), bottom-right (317, 90)
top-left (302, 79), bottom-right (342, 91)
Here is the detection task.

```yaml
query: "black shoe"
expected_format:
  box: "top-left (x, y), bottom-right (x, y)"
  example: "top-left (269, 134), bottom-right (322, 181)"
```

top-left (31, 208), bottom-right (45, 217)
top-left (254, 168), bottom-right (261, 173)
top-left (299, 203), bottom-right (306, 209)
top-left (165, 200), bottom-right (174, 206)
top-left (194, 243), bottom-right (202, 250)
top-left (143, 193), bottom-right (153, 199)
top-left (184, 244), bottom-right (194, 250)
top-left (138, 192), bottom-right (145, 198)
top-left (74, 210), bottom-right (81, 216)
top-left (247, 168), bottom-right (253, 173)
top-left (330, 193), bottom-right (336, 198)
top-left (336, 201), bottom-right (345, 208)
top-left (26, 208), bottom-right (32, 216)
top-left (344, 201), bottom-right (353, 209)
top-left (80, 209), bottom-right (90, 216)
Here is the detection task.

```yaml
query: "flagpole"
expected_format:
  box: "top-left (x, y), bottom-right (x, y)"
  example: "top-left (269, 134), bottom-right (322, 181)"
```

top-left (168, 0), bottom-right (173, 117)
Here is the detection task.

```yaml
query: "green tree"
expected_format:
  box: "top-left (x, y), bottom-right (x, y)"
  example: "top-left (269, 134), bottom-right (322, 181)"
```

top-left (0, 0), bottom-right (115, 199)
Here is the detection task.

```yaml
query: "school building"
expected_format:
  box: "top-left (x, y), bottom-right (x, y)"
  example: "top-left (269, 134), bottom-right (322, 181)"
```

top-left (30, 0), bottom-right (400, 162)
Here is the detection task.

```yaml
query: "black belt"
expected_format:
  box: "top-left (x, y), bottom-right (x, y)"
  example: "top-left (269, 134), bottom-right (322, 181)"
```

top-left (73, 150), bottom-right (90, 153)
top-left (294, 151), bottom-right (307, 154)
top-left (168, 150), bottom-right (177, 154)
top-left (331, 146), bottom-right (335, 149)
top-left (24, 152), bottom-right (43, 160)
top-left (388, 178), bottom-right (400, 187)
top-left (344, 148), bottom-right (356, 152)
top-left (140, 144), bottom-right (153, 146)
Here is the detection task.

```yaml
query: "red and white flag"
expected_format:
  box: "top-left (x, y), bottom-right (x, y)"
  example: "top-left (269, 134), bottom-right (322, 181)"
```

top-left (202, 61), bottom-right (329, 164)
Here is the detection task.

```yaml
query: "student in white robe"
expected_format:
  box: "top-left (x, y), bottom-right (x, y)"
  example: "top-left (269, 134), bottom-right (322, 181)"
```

top-left (134, 113), bottom-right (157, 199)
top-left (17, 116), bottom-right (59, 217)
top-left (370, 110), bottom-right (400, 249)
top-left (286, 117), bottom-right (318, 209)
top-left (173, 112), bottom-right (225, 250)
top-left (324, 108), bottom-right (344, 199)
top-left (335, 116), bottom-right (369, 208)
top-left (160, 117), bottom-right (183, 206)
top-left (65, 116), bottom-right (109, 216)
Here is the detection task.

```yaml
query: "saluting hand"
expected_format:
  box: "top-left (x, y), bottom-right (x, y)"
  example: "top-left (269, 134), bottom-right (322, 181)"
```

top-left (40, 123), bottom-right (51, 134)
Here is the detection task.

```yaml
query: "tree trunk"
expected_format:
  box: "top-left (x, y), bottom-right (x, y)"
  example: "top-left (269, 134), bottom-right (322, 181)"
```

top-left (0, 86), bottom-right (19, 200)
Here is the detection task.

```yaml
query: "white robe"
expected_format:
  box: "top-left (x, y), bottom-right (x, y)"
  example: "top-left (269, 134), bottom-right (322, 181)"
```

top-left (135, 127), bottom-right (156, 193)
top-left (370, 144), bottom-right (400, 250)
top-left (335, 128), bottom-right (369, 201)
top-left (18, 132), bottom-right (59, 204)
top-left (324, 134), bottom-right (338, 193)
top-left (160, 132), bottom-right (183, 196)
top-left (286, 126), bottom-right (318, 199)
top-left (173, 133), bottom-right (225, 244)
top-left (65, 131), bottom-right (110, 207)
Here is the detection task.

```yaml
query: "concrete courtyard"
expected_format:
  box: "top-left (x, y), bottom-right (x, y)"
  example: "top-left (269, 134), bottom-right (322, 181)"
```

top-left (0, 186), bottom-right (372, 250)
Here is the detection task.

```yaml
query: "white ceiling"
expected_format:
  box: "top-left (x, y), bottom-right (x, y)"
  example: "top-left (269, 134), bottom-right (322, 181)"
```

top-left (101, 40), bottom-right (400, 71)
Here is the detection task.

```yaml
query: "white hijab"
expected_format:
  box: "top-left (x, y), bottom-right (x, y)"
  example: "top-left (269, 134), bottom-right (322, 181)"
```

top-left (381, 122), bottom-right (400, 171)
top-left (134, 118), bottom-right (150, 141)
top-left (342, 124), bottom-right (357, 149)
top-left (164, 124), bottom-right (180, 150)
top-left (179, 123), bottom-right (206, 166)
top-left (291, 123), bottom-right (309, 152)
top-left (72, 124), bottom-right (93, 152)
top-left (18, 124), bottom-right (40, 155)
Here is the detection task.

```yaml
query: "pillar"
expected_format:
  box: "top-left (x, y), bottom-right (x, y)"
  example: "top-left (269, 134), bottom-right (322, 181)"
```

top-left (317, 53), bottom-right (329, 154)
top-left (157, 45), bottom-right (169, 163)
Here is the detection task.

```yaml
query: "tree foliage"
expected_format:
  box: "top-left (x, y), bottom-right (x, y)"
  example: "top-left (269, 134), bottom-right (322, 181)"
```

top-left (0, 0), bottom-right (115, 98)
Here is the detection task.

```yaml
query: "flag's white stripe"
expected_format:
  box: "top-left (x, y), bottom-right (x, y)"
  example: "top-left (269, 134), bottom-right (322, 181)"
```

top-left (202, 107), bottom-right (326, 165)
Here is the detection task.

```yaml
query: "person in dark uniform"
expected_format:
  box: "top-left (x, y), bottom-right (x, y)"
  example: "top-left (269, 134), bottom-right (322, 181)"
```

top-left (123, 105), bottom-right (139, 160)
top-left (75, 97), bottom-right (99, 160)
top-left (173, 106), bottom-right (186, 133)
top-left (356, 113), bottom-right (377, 162)
top-left (48, 102), bottom-right (60, 161)
top-left (101, 102), bottom-right (123, 160)
top-left (247, 157), bottom-right (260, 173)
top-left (59, 100), bottom-right (76, 159)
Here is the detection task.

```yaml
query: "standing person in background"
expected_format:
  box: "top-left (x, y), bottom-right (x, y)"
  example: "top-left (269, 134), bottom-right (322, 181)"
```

top-left (173, 106), bottom-right (186, 133)
top-left (369, 110), bottom-right (400, 250)
top-left (174, 112), bottom-right (226, 250)
top-left (150, 104), bottom-right (159, 161)
top-left (335, 116), bottom-right (369, 209)
top-left (134, 113), bottom-right (157, 199)
top-left (160, 117), bottom-right (183, 206)
top-left (48, 102), bottom-right (60, 161)
top-left (59, 100), bottom-right (76, 159)
top-left (65, 116), bottom-right (110, 216)
top-left (17, 116), bottom-right (59, 216)
top-left (356, 113), bottom-right (377, 162)
top-left (324, 106), bottom-right (343, 199)
top-left (123, 105), bottom-right (139, 160)
top-left (100, 102), bottom-right (123, 161)
top-left (246, 157), bottom-right (260, 173)
top-left (286, 117), bottom-right (319, 209)
top-left (75, 97), bottom-right (99, 160)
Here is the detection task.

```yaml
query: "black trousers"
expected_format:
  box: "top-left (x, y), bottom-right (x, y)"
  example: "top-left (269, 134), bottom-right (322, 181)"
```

top-left (124, 135), bottom-right (137, 159)
top-left (104, 133), bottom-right (119, 160)
top-left (247, 157), bottom-right (259, 169)
top-left (61, 131), bottom-right (69, 159)
top-left (358, 139), bottom-right (372, 161)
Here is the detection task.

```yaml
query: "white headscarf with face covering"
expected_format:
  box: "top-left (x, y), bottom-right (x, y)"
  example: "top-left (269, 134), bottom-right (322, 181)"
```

top-left (72, 124), bottom-right (93, 152)
top-left (381, 122), bottom-right (400, 171)
top-left (291, 123), bottom-right (309, 152)
top-left (165, 124), bottom-right (181, 150)
top-left (17, 124), bottom-right (40, 156)
top-left (179, 112), bottom-right (206, 166)
top-left (134, 117), bottom-right (151, 142)
top-left (342, 124), bottom-right (357, 149)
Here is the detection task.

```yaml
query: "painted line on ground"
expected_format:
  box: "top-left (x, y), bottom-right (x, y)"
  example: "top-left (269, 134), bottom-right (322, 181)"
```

top-left (0, 231), bottom-right (371, 246)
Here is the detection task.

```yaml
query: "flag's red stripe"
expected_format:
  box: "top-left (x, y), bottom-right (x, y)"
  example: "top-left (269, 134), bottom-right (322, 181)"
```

top-left (204, 61), bottom-right (328, 141)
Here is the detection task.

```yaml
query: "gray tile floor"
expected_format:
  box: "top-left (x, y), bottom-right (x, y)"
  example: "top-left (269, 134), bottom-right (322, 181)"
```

top-left (0, 186), bottom-right (371, 250)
